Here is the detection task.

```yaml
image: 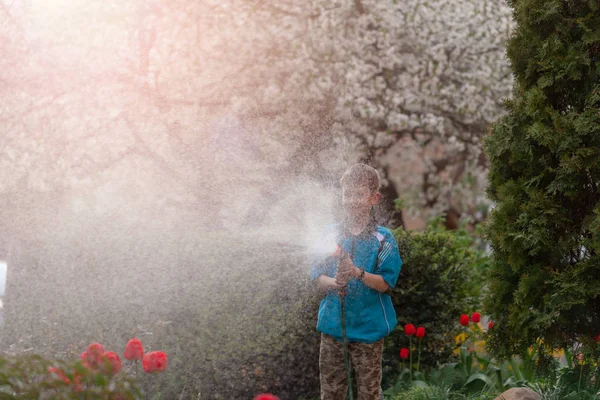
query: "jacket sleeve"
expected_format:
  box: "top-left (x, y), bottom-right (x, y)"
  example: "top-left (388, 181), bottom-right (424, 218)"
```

top-left (375, 235), bottom-right (402, 289)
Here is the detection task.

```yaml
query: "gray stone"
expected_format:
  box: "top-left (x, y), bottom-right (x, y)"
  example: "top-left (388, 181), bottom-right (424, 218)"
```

top-left (494, 388), bottom-right (540, 400)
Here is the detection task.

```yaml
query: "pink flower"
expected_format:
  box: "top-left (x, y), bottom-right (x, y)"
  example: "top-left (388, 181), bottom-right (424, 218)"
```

top-left (253, 394), bottom-right (280, 400)
top-left (123, 338), bottom-right (144, 361)
top-left (142, 351), bottom-right (168, 373)
top-left (85, 343), bottom-right (105, 368)
top-left (102, 351), bottom-right (122, 375)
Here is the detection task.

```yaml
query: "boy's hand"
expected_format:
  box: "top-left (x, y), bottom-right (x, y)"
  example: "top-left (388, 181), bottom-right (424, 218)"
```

top-left (335, 254), bottom-right (358, 285)
top-left (316, 276), bottom-right (344, 292)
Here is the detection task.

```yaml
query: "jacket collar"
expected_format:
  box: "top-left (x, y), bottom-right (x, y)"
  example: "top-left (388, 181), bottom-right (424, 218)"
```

top-left (339, 209), bottom-right (378, 239)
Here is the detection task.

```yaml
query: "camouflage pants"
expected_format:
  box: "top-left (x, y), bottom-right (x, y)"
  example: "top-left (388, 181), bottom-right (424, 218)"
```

top-left (319, 334), bottom-right (384, 400)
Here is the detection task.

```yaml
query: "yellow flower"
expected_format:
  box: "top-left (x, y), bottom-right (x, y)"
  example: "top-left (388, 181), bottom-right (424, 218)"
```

top-left (455, 333), bottom-right (467, 345)
top-left (553, 348), bottom-right (565, 358)
top-left (474, 340), bottom-right (486, 353)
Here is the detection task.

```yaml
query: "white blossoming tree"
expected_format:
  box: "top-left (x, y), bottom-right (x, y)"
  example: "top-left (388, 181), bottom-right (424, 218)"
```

top-left (0, 0), bottom-right (513, 231)
top-left (285, 0), bottom-right (515, 227)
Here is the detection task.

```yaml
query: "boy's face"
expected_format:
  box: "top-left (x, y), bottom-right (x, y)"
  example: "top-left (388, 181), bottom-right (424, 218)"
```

top-left (342, 184), bottom-right (380, 218)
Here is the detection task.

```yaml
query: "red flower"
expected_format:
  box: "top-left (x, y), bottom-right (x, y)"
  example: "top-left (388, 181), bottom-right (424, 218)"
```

top-left (142, 351), bottom-right (168, 373)
top-left (399, 348), bottom-right (409, 359)
top-left (488, 321), bottom-right (495, 330)
top-left (124, 338), bottom-right (144, 361)
top-left (471, 312), bottom-right (481, 323)
top-left (253, 394), bottom-right (280, 400)
top-left (85, 343), bottom-right (105, 368)
top-left (459, 314), bottom-right (469, 326)
top-left (404, 324), bottom-right (416, 336)
top-left (416, 327), bottom-right (426, 338)
top-left (73, 373), bottom-right (82, 392)
top-left (80, 351), bottom-right (87, 362)
top-left (102, 351), bottom-right (122, 375)
top-left (48, 367), bottom-right (71, 384)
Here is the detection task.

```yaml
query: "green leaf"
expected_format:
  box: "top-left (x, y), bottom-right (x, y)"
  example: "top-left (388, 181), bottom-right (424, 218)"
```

top-left (410, 380), bottom-right (430, 388)
top-left (538, 74), bottom-right (554, 88)
top-left (465, 372), bottom-right (494, 393)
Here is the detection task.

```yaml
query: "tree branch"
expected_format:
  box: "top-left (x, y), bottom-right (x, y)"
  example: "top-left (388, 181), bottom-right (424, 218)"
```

top-left (354, 0), bottom-right (366, 14)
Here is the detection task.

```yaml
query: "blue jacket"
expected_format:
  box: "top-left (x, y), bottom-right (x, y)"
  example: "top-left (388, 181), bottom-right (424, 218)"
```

top-left (310, 222), bottom-right (402, 343)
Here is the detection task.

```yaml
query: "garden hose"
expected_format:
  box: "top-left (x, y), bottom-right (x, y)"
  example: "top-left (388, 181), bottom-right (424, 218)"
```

top-left (339, 286), bottom-right (354, 400)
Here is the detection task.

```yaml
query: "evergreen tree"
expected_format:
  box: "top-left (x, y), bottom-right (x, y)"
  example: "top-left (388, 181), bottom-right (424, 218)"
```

top-left (484, 0), bottom-right (600, 358)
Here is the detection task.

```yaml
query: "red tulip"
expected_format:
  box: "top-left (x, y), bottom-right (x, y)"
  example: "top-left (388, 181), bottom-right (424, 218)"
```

top-left (85, 343), bottom-right (105, 368)
top-left (102, 351), bottom-right (122, 375)
top-left (488, 321), bottom-right (495, 330)
top-left (48, 367), bottom-right (71, 384)
top-left (416, 327), bottom-right (426, 338)
top-left (404, 324), bottom-right (416, 336)
top-left (253, 394), bottom-right (280, 400)
top-left (459, 314), bottom-right (469, 326)
top-left (123, 338), bottom-right (144, 360)
top-left (471, 312), bottom-right (481, 323)
top-left (142, 351), bottom-right (168, 373)
top-left (399, 348), bottom-right (409, 359)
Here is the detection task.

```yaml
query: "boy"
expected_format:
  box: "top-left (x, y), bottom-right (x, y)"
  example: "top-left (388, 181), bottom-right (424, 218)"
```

top-left (310, 163), bottom-right (402, 400)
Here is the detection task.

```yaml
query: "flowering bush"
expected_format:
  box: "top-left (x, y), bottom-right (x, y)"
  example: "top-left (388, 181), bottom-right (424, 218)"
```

top-left (383, 223), bottom-right (487, 386)
top-left (0, 338), bottom-right (169, 398)
top-left (0, 355), bottom-right (140, 398)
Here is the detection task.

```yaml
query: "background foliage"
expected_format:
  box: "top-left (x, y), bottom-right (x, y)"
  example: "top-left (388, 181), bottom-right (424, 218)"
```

top-left (383, 221), bottom-right (489, 387)
top-left (484, 0), bottom-right (600, 358)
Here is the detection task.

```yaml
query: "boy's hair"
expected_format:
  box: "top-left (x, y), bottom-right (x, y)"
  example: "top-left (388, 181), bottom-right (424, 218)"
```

top-left (340, 163), bottom-right (380, 194)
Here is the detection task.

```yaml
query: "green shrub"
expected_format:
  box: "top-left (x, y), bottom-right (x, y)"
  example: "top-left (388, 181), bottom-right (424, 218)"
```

top-left (383, 221), bottom-right (488, 386)
top-left (391, 385), bottom-right (450, 400)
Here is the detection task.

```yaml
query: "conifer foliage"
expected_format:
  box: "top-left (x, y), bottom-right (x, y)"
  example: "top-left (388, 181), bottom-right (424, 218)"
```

top-left (484, 0), bottom-right (600, 358)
